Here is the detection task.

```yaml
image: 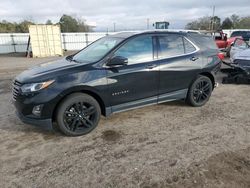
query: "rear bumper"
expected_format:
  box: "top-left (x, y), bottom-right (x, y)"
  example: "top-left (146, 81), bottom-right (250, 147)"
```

top-left (212, 61), bottom-right (222, 87)
top-left (16, 111), bottom-right (53, 130)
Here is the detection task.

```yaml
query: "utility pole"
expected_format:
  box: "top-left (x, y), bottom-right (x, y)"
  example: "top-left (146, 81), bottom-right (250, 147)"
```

top-left (147, 18), bottom-right (149, 30)
top-left (211, 5), bottom-right (215, 31)
top-left (113, 23), bottom-right (116, 32)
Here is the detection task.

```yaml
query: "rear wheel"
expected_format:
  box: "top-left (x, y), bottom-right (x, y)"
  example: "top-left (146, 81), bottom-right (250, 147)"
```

top-left (56, 93), bottom-right (101, 136)
top-left (186, 75), bottom-right (213, 107)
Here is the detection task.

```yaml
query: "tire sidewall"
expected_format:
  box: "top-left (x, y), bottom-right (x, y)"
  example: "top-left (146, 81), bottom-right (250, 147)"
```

top-left (187, 75), bottom-right (213, 107)
top-left (56, 93), bottom-right (101, 136)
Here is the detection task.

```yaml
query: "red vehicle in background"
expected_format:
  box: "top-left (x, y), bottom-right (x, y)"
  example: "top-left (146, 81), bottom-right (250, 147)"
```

top-left (207, 31), bottom-right (242, 57)
top-left (213, 31), bottom-right (241, 50)
top-left (214, 31), bottom-right (228, 50)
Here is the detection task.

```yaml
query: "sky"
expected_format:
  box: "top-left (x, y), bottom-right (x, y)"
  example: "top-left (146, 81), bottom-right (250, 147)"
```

top-left (0, 0), bottom-right (249, 31)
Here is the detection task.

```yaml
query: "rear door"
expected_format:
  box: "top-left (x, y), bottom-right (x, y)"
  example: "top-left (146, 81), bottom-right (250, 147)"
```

top-left (156, 34), bottom-right (202, 101)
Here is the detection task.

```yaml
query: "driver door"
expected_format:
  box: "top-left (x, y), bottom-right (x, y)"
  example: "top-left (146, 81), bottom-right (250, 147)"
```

top-left (105, 35), bottom-right (159, 112)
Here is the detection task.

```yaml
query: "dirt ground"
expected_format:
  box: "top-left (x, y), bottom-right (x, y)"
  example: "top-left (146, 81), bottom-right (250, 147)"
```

top-left (0, 53), bottom-right (249, 188)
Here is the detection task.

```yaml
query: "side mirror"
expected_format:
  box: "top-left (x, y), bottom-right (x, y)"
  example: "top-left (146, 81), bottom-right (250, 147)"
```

top-left (106, 56), bottom-right (128, 67)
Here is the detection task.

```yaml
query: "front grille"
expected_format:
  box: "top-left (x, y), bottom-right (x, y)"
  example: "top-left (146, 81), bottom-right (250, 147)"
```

top-left (12, 80), bottom-right (22, 101)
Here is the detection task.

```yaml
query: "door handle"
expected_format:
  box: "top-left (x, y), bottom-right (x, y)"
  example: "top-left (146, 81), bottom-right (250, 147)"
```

top-left (190, 57), bottom-right (199, 61)
top-left (146, 64), bottom-right (157, 69)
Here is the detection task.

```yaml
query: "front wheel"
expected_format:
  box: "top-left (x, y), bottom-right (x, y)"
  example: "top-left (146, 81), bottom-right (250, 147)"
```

top-left (56, 93), bottom-right (101, 136)
top-left (186, 75), bottom-right (213, 107)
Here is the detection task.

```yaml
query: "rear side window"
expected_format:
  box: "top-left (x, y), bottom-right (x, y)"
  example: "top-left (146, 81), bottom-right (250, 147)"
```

top-left (188, 34), bottom-right (218, 50)
top-left (114, 35), bottom-right (153, 65)
top-left (183, 38), bottom-right (196, 53)
top-left (158, 34), bottom-right (184, 58)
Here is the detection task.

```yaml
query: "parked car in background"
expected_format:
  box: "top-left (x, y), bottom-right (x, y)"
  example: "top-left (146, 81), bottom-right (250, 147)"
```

top-left (213, 31), bottom-right (228, 50)
top-left (226, 30), bottom-right (250, 56)
top-left (13, 31), bottom-right (222, 136)
top-left (204, 31), bottom-right (239, 53)
top-left (203, 31), bottom-right (227, 50)
top-left (230, 30), bottom-right (250, 42)
top-left (222, 38), bottom-right (250, 84)
top-left (230, 38), bottom-right (250, 60)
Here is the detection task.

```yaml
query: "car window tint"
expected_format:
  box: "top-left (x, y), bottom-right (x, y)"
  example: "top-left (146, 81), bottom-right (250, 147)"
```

top-left (114, 36), bottom-right (153, 65)
top-left (183, 38), bottom-right (196, 53)
top-left (231, 31), bottom-right (250, 39)
top-left (73, 37), bottom-right (122, 63)
top-left (188, 34), bottom-right (218, 50)
top-left (158, 35), bottom-right (184, 58)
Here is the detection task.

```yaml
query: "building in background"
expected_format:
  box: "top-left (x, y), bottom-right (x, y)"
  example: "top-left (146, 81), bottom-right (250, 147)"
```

top-left (153, 21), bottom-right (170, 29)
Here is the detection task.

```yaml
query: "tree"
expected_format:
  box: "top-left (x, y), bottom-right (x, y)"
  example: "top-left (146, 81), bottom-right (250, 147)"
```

top-left (221, 17), bottom-right (233, 29)
top-left (77, 18), bottom-right (91, 32)
top-left (0, 15), bottom-right (92, 33)
top-left (230, 14), bottom-right (240, 28)
top-left (15, 20), bottom-right (34, 32)
top-left (59, 14), bottom-right (79, 32)
top-left (238, 16), bottom-right (250, 29)
top-left (46, 19), bottom-right (53, 25)
top-left (210, 16), bottom-right (221, 30)
top-left (185, 16), bottom-right (211, 30)
top-left (0, 20), bottom-right (16, 33)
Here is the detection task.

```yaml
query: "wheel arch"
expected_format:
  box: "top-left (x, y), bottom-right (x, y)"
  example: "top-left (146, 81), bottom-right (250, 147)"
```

top-left (52, 86), bottom-right (107, 123)
top-left (199, 72), bottom-right (215, 88)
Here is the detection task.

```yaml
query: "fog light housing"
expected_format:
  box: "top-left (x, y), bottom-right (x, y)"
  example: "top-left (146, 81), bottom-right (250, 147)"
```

top-left (32, 105), bottom-right (43, 116)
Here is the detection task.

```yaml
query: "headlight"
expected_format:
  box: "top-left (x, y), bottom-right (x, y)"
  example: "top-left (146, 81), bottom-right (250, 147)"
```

top-left (21, 80), bottom-right (55, 93)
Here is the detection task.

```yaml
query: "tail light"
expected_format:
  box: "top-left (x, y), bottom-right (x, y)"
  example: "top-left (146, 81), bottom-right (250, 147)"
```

top-left (217, 53), bottom-right (224, 60)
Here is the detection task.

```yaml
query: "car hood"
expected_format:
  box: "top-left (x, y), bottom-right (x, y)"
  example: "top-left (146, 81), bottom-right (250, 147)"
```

top-left (16, 58), bottom-right (79, 83)
top-left (233, 49), bottom-right (250, 60)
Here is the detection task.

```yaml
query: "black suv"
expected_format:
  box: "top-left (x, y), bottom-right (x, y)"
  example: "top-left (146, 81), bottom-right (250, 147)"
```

top-left (13, 31), bottom-right (222, 136)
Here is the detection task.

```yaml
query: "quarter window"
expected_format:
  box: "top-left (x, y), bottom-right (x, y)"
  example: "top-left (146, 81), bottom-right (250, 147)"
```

top-left (158, 35), bottom-right (185, 58)
top-left (114, 36), bottom-right (153, 65)
top-left (183, 38), bottom-right (196, 53)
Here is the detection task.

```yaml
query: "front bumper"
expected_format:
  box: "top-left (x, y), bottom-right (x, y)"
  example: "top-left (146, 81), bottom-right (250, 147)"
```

top-left (16, 111), bottom-right (53, 130)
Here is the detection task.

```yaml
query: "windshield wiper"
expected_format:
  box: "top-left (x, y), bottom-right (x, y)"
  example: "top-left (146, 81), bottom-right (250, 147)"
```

top-left (66, 56), bottom-right (80, 63)
top-left (71, 59), bottom-right (81, 63)
top-left (66, 55), bottom-right (73, 61)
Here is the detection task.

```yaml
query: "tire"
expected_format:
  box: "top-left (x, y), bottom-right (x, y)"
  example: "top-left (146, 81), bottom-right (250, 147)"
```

top-left (186, 75), bottom-right (213, 107)
top-left (56, 93), bottom-right (101, 136)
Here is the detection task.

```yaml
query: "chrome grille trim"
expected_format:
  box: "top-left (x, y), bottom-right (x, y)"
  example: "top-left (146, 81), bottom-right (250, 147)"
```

top-left (12, 80), bottom-right (22, 101)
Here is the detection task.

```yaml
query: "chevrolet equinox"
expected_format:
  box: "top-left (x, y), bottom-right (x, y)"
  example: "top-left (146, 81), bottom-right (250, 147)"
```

top-left (13, 31), bottom-right (222, 136)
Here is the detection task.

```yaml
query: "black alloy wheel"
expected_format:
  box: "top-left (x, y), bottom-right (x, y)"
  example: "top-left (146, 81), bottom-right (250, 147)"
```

top-left (187, 75), bottom-right (213, 107)
top-left (56, 93), bottom-right (101, 136)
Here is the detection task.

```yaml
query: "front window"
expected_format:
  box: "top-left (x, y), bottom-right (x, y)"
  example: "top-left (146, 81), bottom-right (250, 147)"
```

top-left (72, 37), bottom-right (122, 63)
top-left (114, 35), bottom-right (153, 65)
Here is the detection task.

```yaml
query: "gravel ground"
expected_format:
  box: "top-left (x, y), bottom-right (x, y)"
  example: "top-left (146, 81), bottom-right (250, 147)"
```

top-left (0, 53), bottom-right (249, 188)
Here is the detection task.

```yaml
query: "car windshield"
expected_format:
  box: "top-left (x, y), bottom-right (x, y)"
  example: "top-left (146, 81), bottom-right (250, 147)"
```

top-left (72, 37), bottom-right (123, 63)
top-left (231, 31), bottom-right (250, 40)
